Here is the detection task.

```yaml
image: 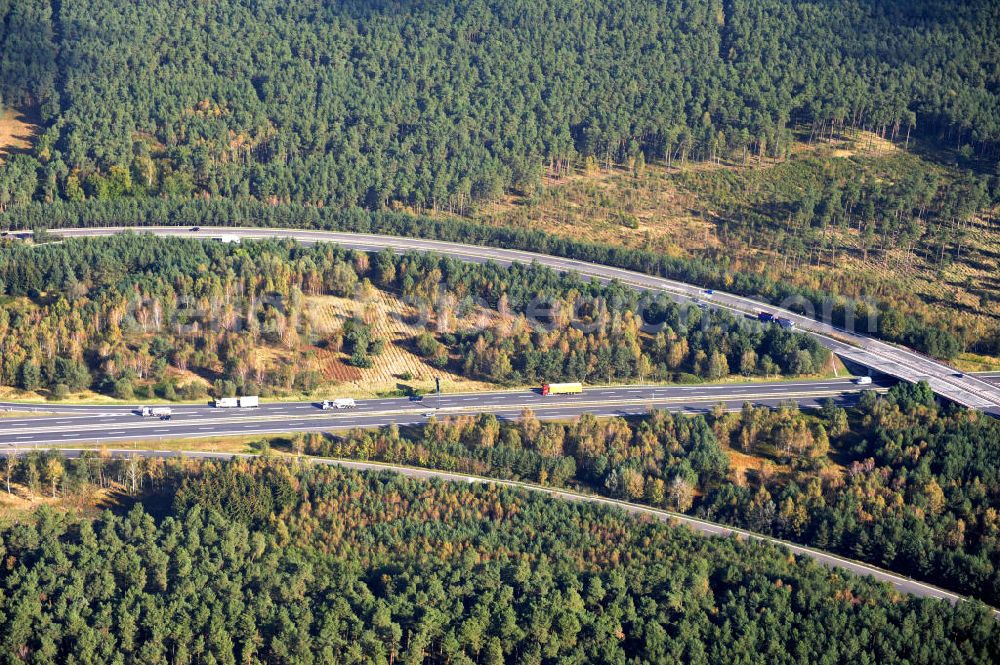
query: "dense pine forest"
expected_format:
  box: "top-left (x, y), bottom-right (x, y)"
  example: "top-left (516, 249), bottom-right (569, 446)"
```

top-left (0, 0), bottom-right (998, 210)
top-left (0, 458), bottom-right (997, 663)
top-left (288, 383), bottom-right (1000, 606)
top-left (0, 234), bottom-right (827, 399)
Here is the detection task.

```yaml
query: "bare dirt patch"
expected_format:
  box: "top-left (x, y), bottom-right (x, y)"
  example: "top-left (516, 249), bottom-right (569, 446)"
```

top-left (305, 292), bottom-right (499, 397)
top-left (725, 448), bottom-right (786, 478)
top-left (473, 165), bottom-right (719, 258)
top-left (0, 480), bottom-right (123, 523)
top-left (469, 130), bottom-right (905, 259)
top-left (0, 106), bottom-right (40, 161)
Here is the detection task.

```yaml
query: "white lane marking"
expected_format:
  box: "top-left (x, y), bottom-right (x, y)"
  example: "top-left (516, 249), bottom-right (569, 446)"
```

top-left (5, 390), bottom-right (868, 439)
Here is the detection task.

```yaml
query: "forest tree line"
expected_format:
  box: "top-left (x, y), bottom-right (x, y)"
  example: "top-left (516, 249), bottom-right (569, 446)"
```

top-left (0, 455), bottom-right (997, 663)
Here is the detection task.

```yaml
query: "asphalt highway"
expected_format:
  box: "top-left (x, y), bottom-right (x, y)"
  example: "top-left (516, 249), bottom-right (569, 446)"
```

top-left (39, 226), bottom-right (1000, 416)
top-left (0, 378), bottom-right (887, 447)
top-left (9, 447), bottom-right (993, 617)
top-left (976, 371), bottom-right (1000, 386)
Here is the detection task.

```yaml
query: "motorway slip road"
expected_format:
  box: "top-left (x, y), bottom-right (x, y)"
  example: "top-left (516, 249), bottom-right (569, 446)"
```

top-left (0, 378), bottom-right (888, 447)
top-left (6, 447), bottom-right (994, 619)
top-left (41, 226), bottom-right (1000, 417)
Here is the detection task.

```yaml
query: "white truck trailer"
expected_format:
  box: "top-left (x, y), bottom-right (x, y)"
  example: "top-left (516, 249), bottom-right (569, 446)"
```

top-left (214, 396), bottom-right (259, 408)
top-left (322, 398), bottom-right (356, 409)
top-left (140, 406), bottom-right (172, 417)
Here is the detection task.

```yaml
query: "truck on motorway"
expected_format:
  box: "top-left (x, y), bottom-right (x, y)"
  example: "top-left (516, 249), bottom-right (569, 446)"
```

top-left (140, 406), bottom-right (172, 417)
top-left (757, 312), bottom-right (794, 329)
top-left (541, 382), bottom-right (583, 396)
top-left (321, 398), bottom-right (356, 409)
top-left (214, 396), bottom-right (259, 408)
top-left (854, 376), bottom-right (873, 385)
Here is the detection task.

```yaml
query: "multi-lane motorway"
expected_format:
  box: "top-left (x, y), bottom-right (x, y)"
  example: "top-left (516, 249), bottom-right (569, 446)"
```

top-left (38, 226), bottom-right (1000, 416)
top-left (0, 378), bottom-right (888, 447)
top-left (982, 372), bottom-right (1000, 386)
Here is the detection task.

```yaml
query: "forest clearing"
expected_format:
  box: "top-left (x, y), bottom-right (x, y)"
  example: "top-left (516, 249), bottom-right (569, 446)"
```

top-left (467, 130), bottom-right (1000, 366)
top-left (0, 106), bottom-right (38, 162)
